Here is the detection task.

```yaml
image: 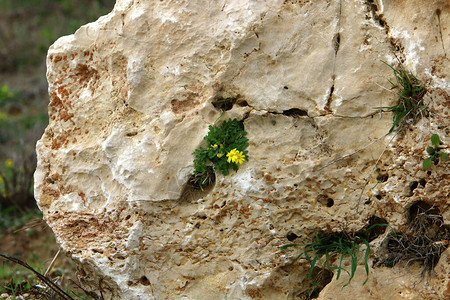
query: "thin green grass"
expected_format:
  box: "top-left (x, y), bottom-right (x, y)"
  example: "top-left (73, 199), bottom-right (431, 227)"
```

top-left (281, 224), bottom-right (387, 288)
top-left (375, 61), bottom-right (426, 133)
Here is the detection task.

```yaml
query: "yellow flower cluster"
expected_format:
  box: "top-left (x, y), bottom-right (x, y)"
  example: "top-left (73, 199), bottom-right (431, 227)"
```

top-left (226, 148), bottom-right (246, 164)
top-left (211, 144), bottom-right (225, 158)
top-left (5, 159), bottom-right (13, 168)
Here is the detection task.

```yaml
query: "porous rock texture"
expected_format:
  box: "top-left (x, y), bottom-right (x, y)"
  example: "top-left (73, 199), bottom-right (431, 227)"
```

top-left (35, 0), bottom-right (449, 299)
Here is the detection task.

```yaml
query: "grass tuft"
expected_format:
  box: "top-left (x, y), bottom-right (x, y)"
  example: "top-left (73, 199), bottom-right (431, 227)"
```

top-left (281, 223), bottom-right (387, 288)
top-left (381, 202), bottom-right (449, 278)
top-left (375, 61), bottom-right (426, 133)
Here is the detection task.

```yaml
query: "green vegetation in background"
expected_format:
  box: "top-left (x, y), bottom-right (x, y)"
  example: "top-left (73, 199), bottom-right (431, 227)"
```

top-left (0, 85), bottom-right (47, 208)
top-left (0, 0), bottom-right (116, 72)
top-left (0, 0), bottom-right (115, 208)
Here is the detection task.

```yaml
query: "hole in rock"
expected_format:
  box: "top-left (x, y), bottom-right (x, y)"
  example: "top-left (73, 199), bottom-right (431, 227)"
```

top-left (295, 267), bottom-right (333, 300)
top-left (283, 86), bottom-right (289, 90)
top-left (316, 195), bottom-right (334, 207)
top-left (126, 132), bottom-right (138, 137)
top-left (377, 172), bottom-right (389, 183)
top-left (181, 167), bottom-right (216, 202)
top-left (362, 216), bottom-right (388, 242)
top-left (282, 108), bottom-right (308, 117)
top-left (286, 231), bottom-right (298, 241)
top-left (139, 276), bottom-right (150, 286)
top-left (326, 198), bottom-right (334, 207)
top-left (407, 200), bottom-right (440, 222)
top-left (375, 194), bottom-right (382, 200)
top-left (237, 99), bottom-right (249, 107)
top-left (212, 96), bottom-right (237, 111)
top-left (334, 33), bottom-right (340, 54)
top-left (426, 171), bottom-right (431, 175)
top-left (125, 215), bottom-right (131, 220)
top-left (379, 200), bottom-right (449, 276)
top-left (419, 178), bottom-right (426, 187)
top-left (409, 181), bottom-right (419, 194)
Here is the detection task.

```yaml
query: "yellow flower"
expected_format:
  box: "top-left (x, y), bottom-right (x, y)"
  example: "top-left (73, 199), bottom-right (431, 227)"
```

top-left (233, 150), bottom-right (246, 164)
top-left (226, 148), bottom-right (246, 164)
top-left (226, 148), bottom-right (238, 163)
top-left (217, 153), bottom-right (224, 158)
top-left (5, 159), bottom-right (13, 168)
top-left (211, 144), bottom-right (218, 149)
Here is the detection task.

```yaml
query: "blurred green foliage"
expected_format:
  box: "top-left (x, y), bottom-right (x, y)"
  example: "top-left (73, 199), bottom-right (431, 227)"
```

top-left (0, 0), bottom-right (115, 72)
top-left (0, 84), bottom-right (47, 208)
top-left (0, 0), bottom-right (115, 209)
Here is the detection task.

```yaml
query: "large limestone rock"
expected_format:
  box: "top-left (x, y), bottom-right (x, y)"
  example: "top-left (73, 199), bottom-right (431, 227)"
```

top-left (36, 0), bottom-right (449, 299)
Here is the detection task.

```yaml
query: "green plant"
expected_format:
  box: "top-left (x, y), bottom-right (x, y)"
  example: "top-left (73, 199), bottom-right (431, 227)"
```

top-left (281, 224), bottom-right (387, 288)
top-left (0, 84), bottom-right (47, 207)
top-left (192, 118), bottom-right (248, 188)
top-left (375, 61), bottom-right (426, 133)
top-left (423, 134), bottom-right (448, 169)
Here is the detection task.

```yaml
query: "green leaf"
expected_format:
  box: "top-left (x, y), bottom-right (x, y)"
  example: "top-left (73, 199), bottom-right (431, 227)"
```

top-left (343, 245), bottom-right (358, 287)
top-left (280, 244), bottom-right (301, 251)
top-left (430, 134), bottom-right (440, 147)
top-left (307, 255), bottom-right (320, 280)
top-left (361, 238), bottom-right (370, 285)
top-left (426, 147), bottom-right (435, 155)
top-left (423, 158), bottom-right (433, 169)
top-left (439, 152), bottom-right (448, 161)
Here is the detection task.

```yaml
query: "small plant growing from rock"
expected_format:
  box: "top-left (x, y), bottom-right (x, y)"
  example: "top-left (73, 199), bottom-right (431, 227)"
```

top-left (423, 134), bottom-right (448, 169)
top-left (375, 61), bottom-right (426, 133)
top-left (281, 224), bottom-right (387, 288)
top-left (380, 201), bottom-right (449, 278)
top-left (192, 118), bottom-right (248, 189)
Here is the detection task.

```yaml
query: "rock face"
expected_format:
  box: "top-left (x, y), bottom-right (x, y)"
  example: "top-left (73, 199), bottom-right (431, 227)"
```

top-left (35, 0), bottom-right (449, 299)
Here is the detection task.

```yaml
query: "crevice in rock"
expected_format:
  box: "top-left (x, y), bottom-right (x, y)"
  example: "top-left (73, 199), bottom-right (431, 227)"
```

top-left (377, 201), bottom-right (449, 276)
top-left (435, 9), bottom-right (446, 57)
top-left (333, 33), bottom-right (340, 55)
top-left (365, 0), bottom-right (387, 30)
top-left (364, 0), bottom-right (406, 62)
top-left (180, 168), bottom-right (216, 202)
top-left (282, 108), bottom-right (309, 117)
top-left (212, 96), bottom-right (237, 111)
top-left (294, 267), bottom-right (334, 300)
top-left (324, 83), bottom-right (334, 114)
top-left (323, 0), bottom-right (342, 114)
top-left (362, 215), bottom-right (388, 242)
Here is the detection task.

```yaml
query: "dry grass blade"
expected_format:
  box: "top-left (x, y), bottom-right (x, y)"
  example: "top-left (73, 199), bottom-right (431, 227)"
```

top-left (0, 254), bottom-right (74, 300)
top-left (381, 204), bottom-right (450, 279)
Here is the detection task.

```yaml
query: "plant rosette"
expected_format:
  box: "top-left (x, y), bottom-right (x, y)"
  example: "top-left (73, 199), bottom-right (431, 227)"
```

top-left (192, 118), bottom-right (249, 186)
top-left (423, 134), bottom-right (448, 169)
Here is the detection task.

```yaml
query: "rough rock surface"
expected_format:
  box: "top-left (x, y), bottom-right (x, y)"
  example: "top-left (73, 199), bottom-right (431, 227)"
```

top-left (35, 0), bottom-right (449, 299)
